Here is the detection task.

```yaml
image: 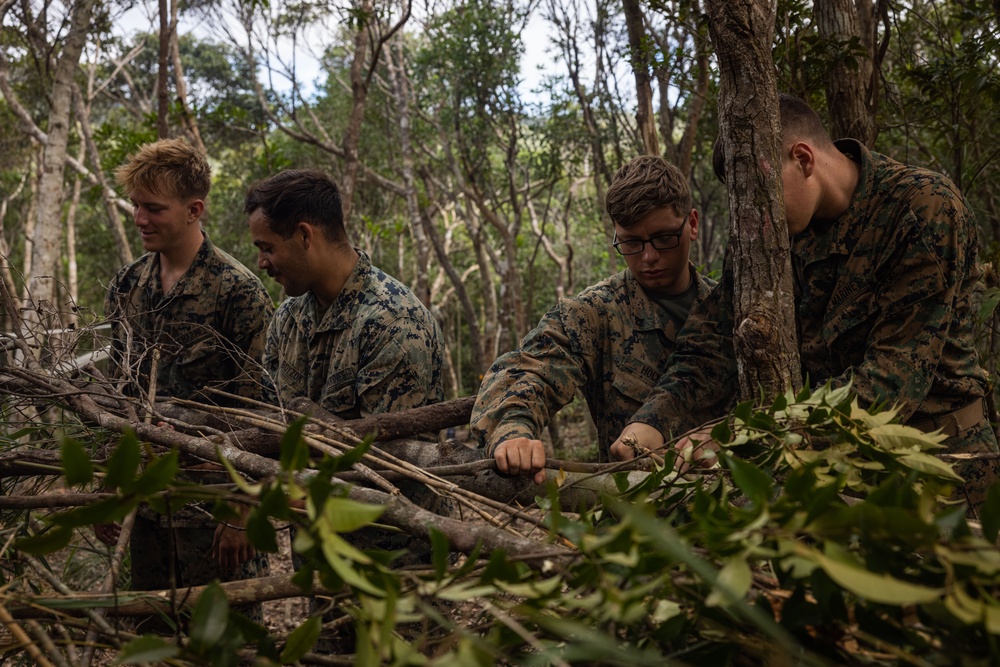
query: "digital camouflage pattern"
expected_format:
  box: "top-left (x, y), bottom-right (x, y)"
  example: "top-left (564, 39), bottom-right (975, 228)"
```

top-left (105, 234), bottom-right (274, 621)
top-left (105, 234), bottom-right (274, 404)
top-left (262, 250), bottom-right (445, 416)
top-left (471, 265), bottom-right (715, 459)
top-left (631, 139), bottom-right (999, 505)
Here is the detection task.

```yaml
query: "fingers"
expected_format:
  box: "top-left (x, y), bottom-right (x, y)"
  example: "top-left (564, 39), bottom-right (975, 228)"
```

top-left (494, 438), bottom-right (547, 483)
top-left (609, 438), bottom-right (636, 462)
top-left (93, 523), bottom-right (121, 546)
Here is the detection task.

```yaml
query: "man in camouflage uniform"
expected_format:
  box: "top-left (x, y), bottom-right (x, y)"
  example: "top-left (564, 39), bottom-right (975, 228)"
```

top-left (471, 156), bottom-right (715, 484)
top-left (614, 94), bottom-right (999, 508)
top-left (244, 169), bottom-right (444, 416)
top-left (245, 168), bottom-right (446, 650)
top-left (102, 138), bottom-right (274, 624)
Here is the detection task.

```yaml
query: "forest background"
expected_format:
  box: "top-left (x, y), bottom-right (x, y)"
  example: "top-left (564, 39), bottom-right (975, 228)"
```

top-left (3, 0), bottom-right (999, 411)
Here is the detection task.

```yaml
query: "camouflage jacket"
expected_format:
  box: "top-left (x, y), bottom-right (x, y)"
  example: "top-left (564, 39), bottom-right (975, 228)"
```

top-left (632, 139), bottom-right (991, 436)
top-left (471, 265), bottom-right (715, 459)
top-left (105, 234), bottom-right (274, 405)
top-left (262, 251), bottom-right (445, 417)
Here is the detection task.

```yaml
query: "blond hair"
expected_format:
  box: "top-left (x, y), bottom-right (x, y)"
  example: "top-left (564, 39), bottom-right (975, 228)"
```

top-left (114, 138), bottom-right (211, 201)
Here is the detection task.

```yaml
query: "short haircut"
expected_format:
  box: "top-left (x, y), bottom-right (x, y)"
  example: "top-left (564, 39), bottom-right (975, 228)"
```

top-left (243, 169), bottom-right (348, 243)
top-left (713, 93), bottom-right (835, 183)
top-left (605, 156), bottom-right (692, 229)
top-left (114, 138), bottom-right (211, 201)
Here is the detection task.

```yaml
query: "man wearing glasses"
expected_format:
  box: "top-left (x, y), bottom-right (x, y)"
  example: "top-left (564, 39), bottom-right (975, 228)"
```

top-left (471, 156), bottom-right (716, 483)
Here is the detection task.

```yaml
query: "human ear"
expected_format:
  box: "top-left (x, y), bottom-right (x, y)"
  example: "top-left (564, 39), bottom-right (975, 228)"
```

top-left (296, 221), bottom-right (314, 248)
top-left (789, 142), bottom-right (815, 178)
top-left (187, 199), bottom-right (205, 222)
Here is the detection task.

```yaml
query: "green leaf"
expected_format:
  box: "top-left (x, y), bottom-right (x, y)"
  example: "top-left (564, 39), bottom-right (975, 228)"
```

top-left (190, 583), bottom-right (230, 650)
top-left (329, 437), bottom-right (373, 473)
top-left (279, 615), bottom-right (321, 663)
top-left (710, 420), bottom-right (732, 445)
top-left (808, 542), bottom-right (943, 605)
top-left (132, 449), bottom-right (179, 495)
top-left (724, 454), bottom-right (772, 504)
top-left (279, 417), bottom-right (311, 472)
top-left (706, 557), bottom-right (752, 608)
top-left (104, 431), bottom-right (141, 490)
top-left (896, 451), bottom-right (964, 482)
top-left (14, 527), bottom-right (73, 555)
top-left (321, 497), bottom-right (384, 533)
top-left (113, 636), bottom-right (181, 665)
top-left (52, 497), bottom-right (139, 528)
top-left (60, 438), bottom-right (93, 486)
top-left (429, 527), bottom-right (450, 580)
top-left (247, 509), bottom-right (279, 553)
top-left (869, 424), bottom-right (947, 451)
top-left (982, 484), bottom-right (1000, 543)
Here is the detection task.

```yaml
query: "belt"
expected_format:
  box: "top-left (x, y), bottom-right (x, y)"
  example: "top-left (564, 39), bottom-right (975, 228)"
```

top-left (909, 398), bottom-right (987, 438)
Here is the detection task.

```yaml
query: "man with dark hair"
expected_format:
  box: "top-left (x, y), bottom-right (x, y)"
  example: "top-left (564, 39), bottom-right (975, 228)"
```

top-left (103, 137), bottom-right (274, 623)
top-left (471, 156), bottom-right (715, 484)
top-left (245, 168), bottom-right (444, 416)
top-left (613, 94), bottom-right (999, 509)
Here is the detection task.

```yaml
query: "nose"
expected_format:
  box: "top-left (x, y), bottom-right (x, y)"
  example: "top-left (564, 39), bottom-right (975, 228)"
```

top-left (133, 207), bottom-right (147, 227)
top-left (640, 242), bottom-right (660, 262)
top-left (257, 252), bottom-right (269, 271)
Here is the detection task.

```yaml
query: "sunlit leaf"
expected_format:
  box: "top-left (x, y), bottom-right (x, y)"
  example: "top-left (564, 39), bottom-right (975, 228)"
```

top-left (321, 497), bottom-right (384, 533)
top-left (706, 557), bottom-right (752, 608)
top-left (808, 542), bottom-right (942, 604)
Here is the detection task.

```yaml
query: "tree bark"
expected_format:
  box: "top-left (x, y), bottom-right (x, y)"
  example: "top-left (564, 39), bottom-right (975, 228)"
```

top-left (814, 0), bottom-right (878, 146)
top-left (706, 0), bottom-right (802, 400)
top-left (24, 0), bottom-right (96, 335)
top-left (157, 0), bottom-right (170, 138)
top-left (622, 0), bottom-right (659, 154)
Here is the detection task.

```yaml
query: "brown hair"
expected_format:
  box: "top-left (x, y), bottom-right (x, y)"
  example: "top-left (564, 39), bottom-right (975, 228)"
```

top-left (114, 138), bottom-right (211, 201)
top-left (605, 156), bottom-right (692, 229)
top-left (244, 169), bottom-right (348, 244)
top-left (713, 94), bottom-right (836, 183)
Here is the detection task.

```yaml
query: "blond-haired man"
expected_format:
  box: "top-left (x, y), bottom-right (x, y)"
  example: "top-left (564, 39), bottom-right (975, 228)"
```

top-left (103, 138), bottom-right (274, 622)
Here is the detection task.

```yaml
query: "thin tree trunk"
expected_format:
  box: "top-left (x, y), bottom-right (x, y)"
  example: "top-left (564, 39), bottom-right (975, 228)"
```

top-left (170, 0), bottom-right (206, 154)
top-left (622, 0), bottom-right (659, 155)
top-left (157, 0), bottom-right (170, 138)
top-left (814, 0), bottom-right (877, 146)
top-left (25, 0), bottom-right (96, 335)
top-left (706, 0), bottom-right (802, 400)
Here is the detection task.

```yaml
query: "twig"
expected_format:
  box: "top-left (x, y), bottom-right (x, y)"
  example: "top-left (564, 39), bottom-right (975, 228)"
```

top-left (79, 507), bottom-right (136, 667)
top-left (0, 601), bottom-right (58, 667)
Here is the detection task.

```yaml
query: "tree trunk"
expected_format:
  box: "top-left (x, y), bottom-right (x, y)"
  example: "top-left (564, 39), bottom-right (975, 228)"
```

top-left (622, 0), bottom-right (659, 154)
top-left (386, 37), bottom-right (432, 307)
top-left (157, 0), bottom-right (170, 139)
top-left (25, 0), bottom-right (96, 335)
top-left (170, 0), bottom-right (206, 154)
top-left (814, 0), bottom-right (878, 146)
top-left (706, 0), bottom-right (802, 400)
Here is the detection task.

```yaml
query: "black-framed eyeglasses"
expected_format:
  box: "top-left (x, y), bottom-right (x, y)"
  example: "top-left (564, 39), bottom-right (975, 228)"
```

top-left (612, 215), bottom-right (688, 256)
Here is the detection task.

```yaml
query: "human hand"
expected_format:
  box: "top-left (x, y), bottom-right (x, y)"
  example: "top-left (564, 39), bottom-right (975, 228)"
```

top-left (672, 425), bottom-right (719, 472)
top-left (210, 522), bottom-right (255, 572)
top-left (494, 437), bottom-right (547, 485)
top-left (93, 522), bottom-right (121, 546)
top-left (610, 422), bottom-right (665, 462)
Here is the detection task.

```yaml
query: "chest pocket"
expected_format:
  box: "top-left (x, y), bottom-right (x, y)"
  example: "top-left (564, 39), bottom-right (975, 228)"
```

top-left (612, 356), bottom-right (662, 405)
top-left (319, 366), bottom-right (360, 417)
